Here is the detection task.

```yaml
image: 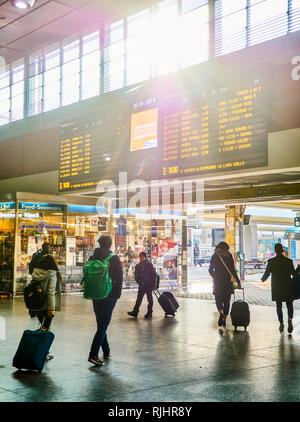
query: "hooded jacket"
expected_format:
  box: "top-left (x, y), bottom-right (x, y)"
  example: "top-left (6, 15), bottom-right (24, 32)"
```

top-left (30, 268), bottom-right (61, 311)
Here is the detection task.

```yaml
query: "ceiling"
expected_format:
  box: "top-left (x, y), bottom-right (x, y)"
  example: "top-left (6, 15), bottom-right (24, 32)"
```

top-left (0, 0), bottom-right (150, 64)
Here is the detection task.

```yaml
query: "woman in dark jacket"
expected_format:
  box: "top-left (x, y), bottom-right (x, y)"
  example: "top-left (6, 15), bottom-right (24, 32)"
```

top-left (261, 243), bottom-right (299, 333)
top-left (209, 242), bottom-right (241, 328)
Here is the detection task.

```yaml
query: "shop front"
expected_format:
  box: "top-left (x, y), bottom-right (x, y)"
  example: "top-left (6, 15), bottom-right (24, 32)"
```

top-left (0, 197), bottom-right (184, 296)
top-left (15, 202), bottom-right (66, 294)
top-left (113, 212), bottom-right (182, 288)
top-left (0, 202), bottom-right (15, 295)
top-left (65, 204), bottom-right (108, 290)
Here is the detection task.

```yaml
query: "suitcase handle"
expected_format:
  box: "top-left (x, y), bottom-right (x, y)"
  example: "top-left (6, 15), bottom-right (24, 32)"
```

top-left (233, 287), bottom-right (245, 301)
top-left (153, 289), bottom-right (160, 299)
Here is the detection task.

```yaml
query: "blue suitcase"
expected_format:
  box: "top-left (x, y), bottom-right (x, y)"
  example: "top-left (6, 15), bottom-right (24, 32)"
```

top-left (13, 330), bottom-right (55, 371)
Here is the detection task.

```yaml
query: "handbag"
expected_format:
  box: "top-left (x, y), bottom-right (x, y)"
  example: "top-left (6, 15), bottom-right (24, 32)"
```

top-left (218, 256), bottom-right (238, 289)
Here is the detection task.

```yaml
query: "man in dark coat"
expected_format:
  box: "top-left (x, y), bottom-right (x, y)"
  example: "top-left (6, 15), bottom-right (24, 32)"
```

top-left (209, 242), bottom-right (241, 328)
top-left (127, 252), bottom-right (156, 319)
top-left (87, 235), bottom-right (123, 366)
top-left (261, 243), bottom-right (299, 333)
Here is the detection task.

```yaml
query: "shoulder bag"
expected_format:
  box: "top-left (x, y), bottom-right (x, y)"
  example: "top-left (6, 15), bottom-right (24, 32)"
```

top-left (218, 256), bottom-right (238, 289)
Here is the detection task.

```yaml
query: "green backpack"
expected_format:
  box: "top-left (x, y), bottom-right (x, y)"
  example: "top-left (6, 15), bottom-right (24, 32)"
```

top-left (83, 254), bottom-right (114, 300)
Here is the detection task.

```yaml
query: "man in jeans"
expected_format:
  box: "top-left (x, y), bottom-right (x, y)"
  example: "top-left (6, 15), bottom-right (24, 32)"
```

top-left (88, 235), bottom-right (123, 366)
top-left (128, 252), bottom-right (156, 320)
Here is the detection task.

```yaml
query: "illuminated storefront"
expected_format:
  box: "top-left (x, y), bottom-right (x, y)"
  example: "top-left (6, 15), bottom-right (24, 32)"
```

top-left (15, 202), bottom-right (67, 294)
top-left (0, 199), bottom-right (183, 296)
top-left (0, 202), bottom-right (15, 295)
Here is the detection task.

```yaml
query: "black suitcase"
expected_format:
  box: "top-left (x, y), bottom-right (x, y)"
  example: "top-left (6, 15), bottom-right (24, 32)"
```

top-left (154, 290), bottom-right (179, 317)
top-left (230, 288), bottom-right (250, 331)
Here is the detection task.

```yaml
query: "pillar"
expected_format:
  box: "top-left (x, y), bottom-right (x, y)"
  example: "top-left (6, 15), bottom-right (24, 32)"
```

top-left (181, 217), bottom-right (188, 290)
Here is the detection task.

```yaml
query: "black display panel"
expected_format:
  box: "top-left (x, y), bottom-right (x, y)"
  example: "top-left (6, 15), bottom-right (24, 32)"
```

top-left (59, 75), bottom-right (268, 192)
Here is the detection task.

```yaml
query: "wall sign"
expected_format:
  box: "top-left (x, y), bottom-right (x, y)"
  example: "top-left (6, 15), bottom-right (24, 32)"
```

top-left (0, 202), bottom-right (15, 210)
top-left (19, 202), bottom-right (65, 212)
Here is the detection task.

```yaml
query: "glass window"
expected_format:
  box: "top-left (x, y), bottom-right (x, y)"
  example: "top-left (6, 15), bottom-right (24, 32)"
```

top-left (291, 0), bottom-right (300, 32)
top-left (0, 100), bottom-right (10, 126)
top-left (0, 204), bottom-right (15, 294)
top-left (215, 0), bottom-right (247, 56)
top-left (152, 0), bottom-right (180, 76)
top-left (104, 20), bottom-right (125, 92)
top-left (181, 0), bottom-right (209, 67)
top-left (11, 59), bottom-right (24, 122)
top-left (44, 44), bottom-right (61, 112)
top-left (0, 67), bottom-right (10, 125)
top-left (28, 51), bottom-right (43, 116)
top-left (126, 9), bottom-right (151, 86)
top-left (249, 0), bottom-right (288, 46)
top-left (62, 38), bottom-right (80, 106)
top-left (81, 30), bottom-right (100, 100)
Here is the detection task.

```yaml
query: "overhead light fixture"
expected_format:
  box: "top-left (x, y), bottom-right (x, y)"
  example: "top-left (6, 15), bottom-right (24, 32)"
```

top-left (10, 0), bottom-right (36, 9)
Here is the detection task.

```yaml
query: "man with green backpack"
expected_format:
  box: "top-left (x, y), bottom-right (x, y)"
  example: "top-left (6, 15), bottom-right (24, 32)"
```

top-left (83, 235), bottom-right (123, 366)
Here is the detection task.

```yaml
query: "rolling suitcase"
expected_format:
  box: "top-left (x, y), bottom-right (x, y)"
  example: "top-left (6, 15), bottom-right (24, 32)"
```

top-left (230, 288), bottom-right (250, 331)
top-left (13, 329), bottom-right (55, 372)
top-left (154, 290), bottom-right (179, 317)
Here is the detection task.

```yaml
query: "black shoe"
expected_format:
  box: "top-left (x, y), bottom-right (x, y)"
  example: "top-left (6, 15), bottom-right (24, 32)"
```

top-left (127, 311), bottom-right (138, 317)
top-left (288, 318), bottom-right (293, 334)
top-left (218, 314), bottom-right (224, 327)
top-left (222, 318), bottom-right (227, 328)
top-left (144, 313), bottom-right (152, 320)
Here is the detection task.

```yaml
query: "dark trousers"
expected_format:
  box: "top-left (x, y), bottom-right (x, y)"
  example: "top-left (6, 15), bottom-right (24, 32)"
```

top-left (90, 297), bottom-right (117, 357)
top-left (215, 291), bottom-right (232, 316)
top-left (34, 310), bottom-right (54, 331)
top-left (276, 301), bottom-right (294, 323)
top-left (133, 284), bottom-right (153, 314)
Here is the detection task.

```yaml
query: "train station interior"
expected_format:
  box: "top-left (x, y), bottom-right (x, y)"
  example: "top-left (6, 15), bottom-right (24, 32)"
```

top-left (0, 0), bottom-right (300, 405)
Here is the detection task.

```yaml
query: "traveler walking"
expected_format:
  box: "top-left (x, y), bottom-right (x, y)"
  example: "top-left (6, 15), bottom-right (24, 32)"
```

top-left (127, 252), bottom-right (156, 320)
top-left (261, 243), bottom-right (299, 333)
top-left (209, 242), bottom-right (241, 328)
top-left (86, 235), bottom-right (123, 367)
top-left (28, 243), bottom-right (61, 332)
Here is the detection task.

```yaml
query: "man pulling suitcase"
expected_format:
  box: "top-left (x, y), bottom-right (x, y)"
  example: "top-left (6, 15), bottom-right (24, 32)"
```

top-left (128, 252), bottom-right (156, 319)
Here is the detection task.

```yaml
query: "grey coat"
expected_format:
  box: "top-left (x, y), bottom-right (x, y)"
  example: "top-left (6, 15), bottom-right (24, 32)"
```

top-left (31, 268), bottom-right (61, 311)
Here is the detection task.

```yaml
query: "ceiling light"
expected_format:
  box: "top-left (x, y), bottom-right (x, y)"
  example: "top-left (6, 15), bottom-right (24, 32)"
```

top-left (10, 0), bottom-right (36, 9)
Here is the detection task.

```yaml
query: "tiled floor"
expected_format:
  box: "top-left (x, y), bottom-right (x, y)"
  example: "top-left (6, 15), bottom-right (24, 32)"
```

top-left (1, 291), bottom-right (300, 402)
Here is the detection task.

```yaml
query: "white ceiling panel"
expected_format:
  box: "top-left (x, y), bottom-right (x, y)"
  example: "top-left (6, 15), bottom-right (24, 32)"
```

top-left (0, 0), bottom-right (153, 63)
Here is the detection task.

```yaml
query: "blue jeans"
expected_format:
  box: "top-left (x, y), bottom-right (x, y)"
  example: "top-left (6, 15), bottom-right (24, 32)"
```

top-left (90, 297), bottom-right (117, 357)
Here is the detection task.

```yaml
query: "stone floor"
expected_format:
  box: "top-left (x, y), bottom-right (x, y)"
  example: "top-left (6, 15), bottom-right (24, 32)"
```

top-left (1, 291), bottom-right (300, 402)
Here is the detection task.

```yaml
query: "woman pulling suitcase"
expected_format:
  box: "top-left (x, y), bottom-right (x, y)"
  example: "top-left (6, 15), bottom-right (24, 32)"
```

top-left (209, 242), bottom-right (242, 328)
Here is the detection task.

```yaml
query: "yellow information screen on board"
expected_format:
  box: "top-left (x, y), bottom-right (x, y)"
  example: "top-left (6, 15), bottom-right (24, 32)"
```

top-left (130, 108), bottom-right (158, 152)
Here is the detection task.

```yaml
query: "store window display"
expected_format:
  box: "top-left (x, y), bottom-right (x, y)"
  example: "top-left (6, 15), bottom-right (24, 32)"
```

top-left (115, 215), bottom-right (181, 288)
top-left (66, 205), bottom-right (108, 290)
top-left (15, 202), bottom-right (66, 294)
top-left (0, 203), bottom-right (15, 294)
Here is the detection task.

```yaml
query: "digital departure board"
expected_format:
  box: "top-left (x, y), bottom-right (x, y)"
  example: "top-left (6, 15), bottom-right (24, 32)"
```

top-left (59, 76), bottom-right (268, 192)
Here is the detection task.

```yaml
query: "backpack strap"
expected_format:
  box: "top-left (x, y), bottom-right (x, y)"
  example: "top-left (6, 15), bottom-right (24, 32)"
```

top-left (103, 253), bottom-right (114, 263)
